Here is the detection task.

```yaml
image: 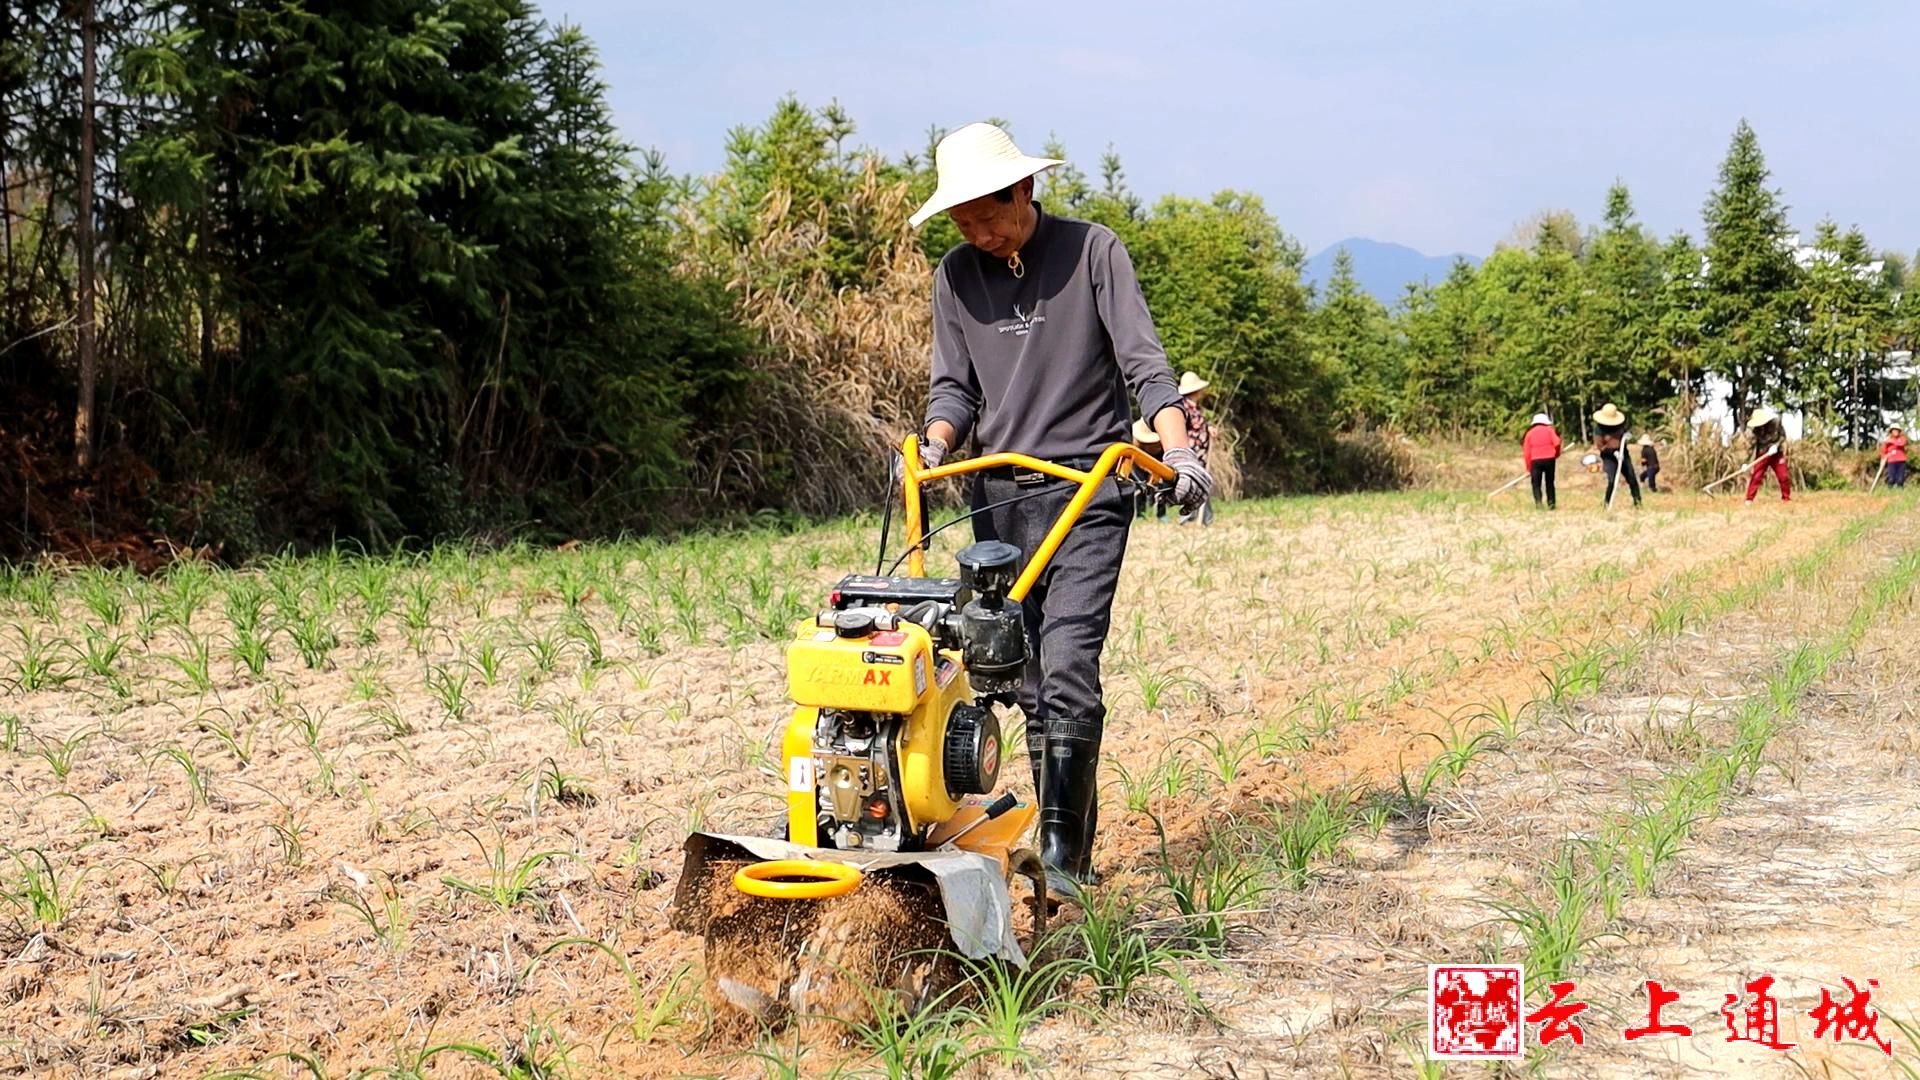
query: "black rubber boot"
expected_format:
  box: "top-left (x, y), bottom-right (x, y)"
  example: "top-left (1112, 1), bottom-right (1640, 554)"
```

top-left (1036, 718), bottom-right (1101, 903)
top-left (1024, 712), bottom-right (1045, 797)
top-left (1076, 801), bottom-right (1100, 881)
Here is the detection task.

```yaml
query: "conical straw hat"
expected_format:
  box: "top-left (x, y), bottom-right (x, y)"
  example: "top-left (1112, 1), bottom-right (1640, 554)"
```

top-left (909, 123), bottom-right (1063, 228)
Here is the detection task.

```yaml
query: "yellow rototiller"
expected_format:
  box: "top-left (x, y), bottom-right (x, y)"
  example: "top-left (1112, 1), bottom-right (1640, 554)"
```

top-left (671, 435), bottom-right (1172, 1025)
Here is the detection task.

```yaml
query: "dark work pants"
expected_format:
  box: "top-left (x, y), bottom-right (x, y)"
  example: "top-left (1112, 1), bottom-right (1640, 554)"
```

top-left (1529, 460), bottom-right (1556, 508)
top-left (1889, 461), bottom-right (1908, 488)
top-left (1602, 450), bottom-right (1641, 506)
top-left (972, 474), bottom-right (1129, 849)
top-left (1640, 465), bottom-right (1660, 492)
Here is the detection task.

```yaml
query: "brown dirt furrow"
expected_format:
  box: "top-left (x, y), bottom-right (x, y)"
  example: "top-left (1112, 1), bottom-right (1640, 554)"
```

top-left (1090, 501), bottom-right (1867, 880)
top-left (1040, 500), bottom-right (1918, 1078)
top-left (1573, 536), bottom-right (1920, 1078)
top-left (0, 491), bottom-right (1886, 1078)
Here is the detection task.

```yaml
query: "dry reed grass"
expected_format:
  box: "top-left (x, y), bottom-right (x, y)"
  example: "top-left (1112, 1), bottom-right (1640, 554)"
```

top-left (1336, 428), bottom-right (1422, 491)
top-left (677, 157), bottom-right (1253, 514)
top-left (680, 160), bottom-right (932, 517)
top-left (1654, 420), bottom-right (1875, 492)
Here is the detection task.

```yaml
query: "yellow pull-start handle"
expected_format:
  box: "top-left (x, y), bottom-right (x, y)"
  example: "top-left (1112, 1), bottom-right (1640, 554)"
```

top-left (733, 859), bottom-right (864, 900)
top-left (899, 437), bottom-right (1175, 600)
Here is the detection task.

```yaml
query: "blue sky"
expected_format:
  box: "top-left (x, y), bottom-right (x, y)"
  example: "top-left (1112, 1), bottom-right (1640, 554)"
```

top-left (537, 1), bottom-right (1916, 260)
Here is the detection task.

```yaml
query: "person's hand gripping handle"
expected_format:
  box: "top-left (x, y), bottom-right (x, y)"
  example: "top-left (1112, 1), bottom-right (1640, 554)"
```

top-left (920, 436), bottom-right (949, 471)
top-left (893, 434), bottom-right (948, 487)
top-left (1162, 447), bottom-right (1212, 512)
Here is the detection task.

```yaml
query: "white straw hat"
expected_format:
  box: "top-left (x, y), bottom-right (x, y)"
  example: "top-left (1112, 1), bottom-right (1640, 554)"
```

top-left (1593, 403), bottom-right (1626, 426)
top-left (909, 123), bottom-right (1063, 228)
top-left (1178, 371), bottom-right (1211, 396)
top-left (1746, 407), bottom-right (1779, 430)
top-left (1530, 412), bottom-right (1551, 426)
top-left (1131, 418), bottom-right (1160, 444)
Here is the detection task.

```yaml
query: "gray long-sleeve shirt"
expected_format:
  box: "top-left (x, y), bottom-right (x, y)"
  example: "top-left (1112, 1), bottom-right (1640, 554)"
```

top-left (924, 205), bottom-right (1184, 461)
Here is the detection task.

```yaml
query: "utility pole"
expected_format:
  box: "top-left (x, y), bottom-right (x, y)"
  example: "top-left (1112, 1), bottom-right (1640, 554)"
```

top-left (72, 0), bottom-right (98, 469)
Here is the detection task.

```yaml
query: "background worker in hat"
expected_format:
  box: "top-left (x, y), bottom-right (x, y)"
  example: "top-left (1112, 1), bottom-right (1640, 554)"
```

top-left (1130, 417), bottom-right (1165, 519)
top-left (1592, 403), bottom-right (1642, 508)
top-left (1881, 426), bottom-right (1908, 489)
top-left (1522, 412), bottom-right (1562, 509)
top-left (1744, 407), bottom-right (1790, 503)
top-left (1175, 371), bottom-right (1215, 526)
top-left (1637, 435), bottom-right (1661, 493)
top-left (912, 121), bottom-right (1210, 900)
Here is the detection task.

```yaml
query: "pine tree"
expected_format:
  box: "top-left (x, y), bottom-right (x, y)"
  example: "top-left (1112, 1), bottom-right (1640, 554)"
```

top-left (2, 0), bottom-right (148, 465)
top-left (1893, 257), bottom-right (1920, 426)
top-left (1799, 220), bottom-right (1881, 443)
top-left (1036, 135), bottom-right (1090, 211)
top-left (1473, 238), bottom-right (1586, 435)
top-left (1581, 181), bottom-right (1667, 419)
top-left (1502, 209), bottom-right (1583, 257)
top-left (1313, 247), bottom-right (1401, 428)
top-left (71, 0), bottom-right (97, 467)
top-left (1094, 147), bottom-right (1142, 221)
top-left (1400, 259), bottom-right (1490, 433)
top-left (1654, 232), bottom-right (1710, 415)
top-left (1700, 120), bottom-right (1802, 421)
top-left (113, 1), bottom-right (742, 544)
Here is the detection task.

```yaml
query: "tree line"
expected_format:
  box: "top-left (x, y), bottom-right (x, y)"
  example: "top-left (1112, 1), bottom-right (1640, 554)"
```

top-left (3, 0), bottom-right (749, 559)
top-left (2, 4), bottom-right (1914, 560)
top-left (1322, 122), bottom-right (1919, 449)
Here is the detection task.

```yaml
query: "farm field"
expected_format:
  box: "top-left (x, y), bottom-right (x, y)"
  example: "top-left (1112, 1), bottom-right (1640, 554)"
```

top-left (5, 470), bottom-right (1920, 1079)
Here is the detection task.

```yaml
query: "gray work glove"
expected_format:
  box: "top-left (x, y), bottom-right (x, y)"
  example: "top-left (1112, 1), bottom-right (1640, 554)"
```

top-left (1162, 447), bottom-right (1212, 512)
top-left (893, 436), bottom-right (946, 486)
top-left (920, 437), bottom-right (949, 471)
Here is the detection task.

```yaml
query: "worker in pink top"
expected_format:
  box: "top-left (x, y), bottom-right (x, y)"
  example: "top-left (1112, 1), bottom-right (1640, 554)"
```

top-left (1522, 412), bottom-right (1563, 510)
top-left (1882, 426), bottom-right (1908, 489)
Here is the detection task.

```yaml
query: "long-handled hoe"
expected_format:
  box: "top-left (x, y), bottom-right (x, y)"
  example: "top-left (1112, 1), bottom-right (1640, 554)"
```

top-left (1486, 473), bottom-right (1529, 500)
top-left (1701, 444), bottom-right (1779, 497)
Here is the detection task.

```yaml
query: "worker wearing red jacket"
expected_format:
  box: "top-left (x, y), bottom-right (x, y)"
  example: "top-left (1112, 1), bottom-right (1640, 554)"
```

top-left (1522, 412), bottom-right (1562, 510)
top-left (1882, 426), bottom-right (1908, 489)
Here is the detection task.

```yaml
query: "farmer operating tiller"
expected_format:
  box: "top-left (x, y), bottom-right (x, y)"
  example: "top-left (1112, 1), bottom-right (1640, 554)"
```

top-left (671, 428), bottom-right (1176, 1027)
top-left (669, 124), bottom-right (1198, 1028)
top-left (914, 122), bottom-right (1211, 901)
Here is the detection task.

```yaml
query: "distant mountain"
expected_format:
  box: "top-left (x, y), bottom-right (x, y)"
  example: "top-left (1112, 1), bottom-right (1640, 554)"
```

top-left (1303, 238), bottom-right (1482, 307)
